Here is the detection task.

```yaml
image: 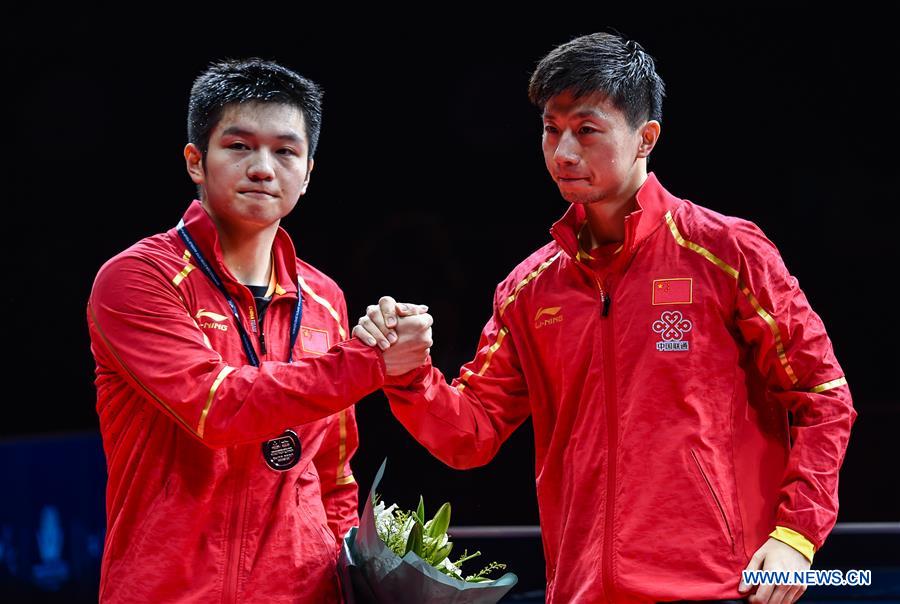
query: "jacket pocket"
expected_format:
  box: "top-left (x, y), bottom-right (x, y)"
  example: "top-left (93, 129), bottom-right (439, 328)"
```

top-left (295, 482), bottom-right (337, 550)
top-left (689, 448), bottom-right (735, 552)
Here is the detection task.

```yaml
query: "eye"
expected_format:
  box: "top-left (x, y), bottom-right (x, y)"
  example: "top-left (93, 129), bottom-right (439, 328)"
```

top-left (229, 142), bottom-right (250, 150)
top-left (277, 148), bottom-right (297, 156)
top-left (543, 125), bottom-right (559, 134)
top-left (578, 126), bottom-right (599, 135)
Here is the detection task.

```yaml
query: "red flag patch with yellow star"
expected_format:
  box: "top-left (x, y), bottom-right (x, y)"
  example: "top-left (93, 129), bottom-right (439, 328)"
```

top-left (652, 278), bottom-right (693, 305)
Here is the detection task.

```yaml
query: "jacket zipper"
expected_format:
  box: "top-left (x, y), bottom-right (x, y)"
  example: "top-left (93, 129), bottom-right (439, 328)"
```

top-left (595, 275), bottom-right (617, 601)
top-left (222, 448), bottom-right (251, 604)
top-left (257, 295), bottom-right (290, 360)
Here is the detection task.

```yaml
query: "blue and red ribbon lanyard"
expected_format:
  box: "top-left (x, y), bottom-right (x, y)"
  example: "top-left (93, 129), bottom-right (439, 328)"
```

top-left (178, 226), bottom-right (302, 366)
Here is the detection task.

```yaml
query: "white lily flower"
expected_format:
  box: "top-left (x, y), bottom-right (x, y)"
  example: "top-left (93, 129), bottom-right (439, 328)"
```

top-left (373, 501), bottom-right (400, 539)
top-left (438, 556), bottom-right (462, 577)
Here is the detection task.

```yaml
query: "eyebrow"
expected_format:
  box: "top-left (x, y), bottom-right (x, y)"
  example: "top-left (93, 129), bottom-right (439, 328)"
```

top-left (543, 110), bottom-right (611, 122)
top-left (220, 126), bottom-right (305, 144)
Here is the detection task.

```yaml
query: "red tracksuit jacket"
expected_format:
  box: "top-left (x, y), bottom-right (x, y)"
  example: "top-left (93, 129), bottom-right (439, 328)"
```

top-left (87, 200), bottom-right (385, 603)
top-left (384, 173), bottom-right (856, 603)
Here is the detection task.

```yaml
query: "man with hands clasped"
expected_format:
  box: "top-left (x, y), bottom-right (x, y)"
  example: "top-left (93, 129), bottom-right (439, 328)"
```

top-left (87, 58), bottom-right (434, 604)
top-left (355, 32), bottom-right (855, 604)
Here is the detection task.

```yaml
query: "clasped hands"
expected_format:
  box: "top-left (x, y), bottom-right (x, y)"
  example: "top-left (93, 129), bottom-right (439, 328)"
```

top-left (353, 296), bottom-right (432, 375)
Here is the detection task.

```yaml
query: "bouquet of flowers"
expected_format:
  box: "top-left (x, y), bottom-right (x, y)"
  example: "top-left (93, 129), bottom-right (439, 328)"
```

top-left (339, 460), bottom-right (518, 603)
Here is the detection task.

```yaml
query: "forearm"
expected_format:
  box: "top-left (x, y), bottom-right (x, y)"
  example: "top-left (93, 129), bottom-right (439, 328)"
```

top-left (199, 340), bottom-right (385, 447)
top-left (385, 361), bottom-right (524, 470)
top-left (769, 383), bottom-right (855, 550)
top-left (91, 297), bottom-right (385, 447)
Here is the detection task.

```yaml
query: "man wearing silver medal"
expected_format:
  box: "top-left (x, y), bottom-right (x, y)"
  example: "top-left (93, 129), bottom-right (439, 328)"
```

top-left (87, 58), bottom-right (433, 603)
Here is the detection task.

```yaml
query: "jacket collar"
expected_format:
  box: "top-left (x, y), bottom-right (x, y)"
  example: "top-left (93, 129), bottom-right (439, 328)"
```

top-left (550, 172), bottom-right (680, 266)
top-left (173, 200), bottom-right (299, 296)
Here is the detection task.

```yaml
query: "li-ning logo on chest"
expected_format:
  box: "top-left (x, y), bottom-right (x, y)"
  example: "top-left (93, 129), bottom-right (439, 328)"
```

top-left (652, 310), bottom-right (692, 352)
top-left (534, 306), bottom-right (563, 329)
top-left (195, 308), bottom-right (229, 331)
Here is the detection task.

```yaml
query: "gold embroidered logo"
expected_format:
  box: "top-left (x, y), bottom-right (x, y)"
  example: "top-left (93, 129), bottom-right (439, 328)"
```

top-left (195, 308), bottom-right (229, 331)
top-left (534, 306), bottom-right (563, 329)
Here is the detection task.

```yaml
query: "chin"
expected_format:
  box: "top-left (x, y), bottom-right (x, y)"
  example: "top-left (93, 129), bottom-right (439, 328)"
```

top-left (559, 190), bottom-right (603, 205)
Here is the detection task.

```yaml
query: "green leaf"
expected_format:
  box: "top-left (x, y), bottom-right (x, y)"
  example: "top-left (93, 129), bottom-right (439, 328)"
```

top-left (426, 502), bottom-right (451, 539)
top-left (416, 495), bottom-right (425, 525)
top-left (405, 520), bottom-right (424, 557)
top-left (432, 541), bottom-right (453, 564)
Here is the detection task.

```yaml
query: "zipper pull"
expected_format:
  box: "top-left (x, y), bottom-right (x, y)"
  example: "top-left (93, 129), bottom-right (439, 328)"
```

top-left (595, 277), bottom-right (612, 317)
top-left (259, 332), bottom-right (267, 355)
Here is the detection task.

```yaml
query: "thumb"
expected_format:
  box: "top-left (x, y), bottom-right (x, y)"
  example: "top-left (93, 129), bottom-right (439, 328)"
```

top-left (738, 550), bottom-right (765, 592)
top-left (396, 303), bottom-right (429, 316)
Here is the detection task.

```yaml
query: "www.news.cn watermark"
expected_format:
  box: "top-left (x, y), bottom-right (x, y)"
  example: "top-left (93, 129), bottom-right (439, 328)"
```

top-left (742, 569), bottom-right (872, 586)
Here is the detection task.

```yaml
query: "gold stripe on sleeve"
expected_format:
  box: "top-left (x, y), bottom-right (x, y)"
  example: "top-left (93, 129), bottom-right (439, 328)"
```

top-left (457, 328), bottom-right (509, 391)
top-left (458, 251), bottom-right (560, 391)
top-left (499, 252), bottom-right (562, 317)
top-left (809, 377), bottom-right (848, 393)
top-left (172, 263), bottom-right (195, 287)
top-left (335, 409), bottom-right (356, 485)
top-left (172, 249), bottom-right (196, 287)
top-left (197, 365), bottom-right (236, 438)
top-left (665, 211), bottom-right (799, 386)
top-left (665, 213), bottom-right (738, 279)
top-left (297, 276), bottom-right (347, 339)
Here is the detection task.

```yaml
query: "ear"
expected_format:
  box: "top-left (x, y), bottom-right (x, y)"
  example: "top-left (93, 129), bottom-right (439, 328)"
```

top-left (636, 120), bottom-right (661, 159)
top-left (298, 158), bottom-right (315, 195)
top-left (184, 143), bottom-right (205, 185)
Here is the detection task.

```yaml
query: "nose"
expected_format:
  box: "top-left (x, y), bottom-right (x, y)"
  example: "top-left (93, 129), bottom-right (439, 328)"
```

top-left (553, 130), bottom-right (580, 165)
top-left (247, 150), bottom-right (276, 181)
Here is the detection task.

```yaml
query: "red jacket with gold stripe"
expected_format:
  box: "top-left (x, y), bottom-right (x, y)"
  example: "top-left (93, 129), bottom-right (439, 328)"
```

top-left (385, 172), bottom-right (856, 603)
top-left (87, 200), bottom-right (385, 603)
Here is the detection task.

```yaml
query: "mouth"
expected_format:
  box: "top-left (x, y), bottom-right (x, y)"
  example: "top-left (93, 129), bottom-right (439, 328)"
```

top-left (558, 177), bottom-right (590, 185)
top-left (239, 190), bottom-right (278, 199)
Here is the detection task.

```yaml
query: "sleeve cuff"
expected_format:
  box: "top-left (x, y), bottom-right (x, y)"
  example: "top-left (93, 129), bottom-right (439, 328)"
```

top-left (770, 526), bottom-right (816, 563)
top-left (334, 337), bottom-right (387, 382)
top-left (383, 358), bottom-right (432, 389)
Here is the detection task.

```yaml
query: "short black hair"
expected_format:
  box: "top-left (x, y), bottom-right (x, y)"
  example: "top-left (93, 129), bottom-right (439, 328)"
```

top-left (187, 58), bottom-right (324, 159)
top-left (528, 32), bottom-right (665, 129)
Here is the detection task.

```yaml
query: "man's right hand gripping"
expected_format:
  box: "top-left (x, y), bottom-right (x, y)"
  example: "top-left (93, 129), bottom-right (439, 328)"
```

top-left (353, 296), bottom-right (432, 376)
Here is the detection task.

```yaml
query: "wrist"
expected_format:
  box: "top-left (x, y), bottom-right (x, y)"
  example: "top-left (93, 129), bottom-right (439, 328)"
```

top-left (383, 358), bottom-right (431, 388)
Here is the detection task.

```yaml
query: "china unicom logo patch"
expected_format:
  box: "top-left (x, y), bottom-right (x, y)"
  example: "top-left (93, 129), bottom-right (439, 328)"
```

top-left (652, 310), bottom-right (692, 352)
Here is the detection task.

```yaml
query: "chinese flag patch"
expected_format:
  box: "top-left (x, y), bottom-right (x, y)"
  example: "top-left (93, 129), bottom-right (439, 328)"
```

top-left (652, 278), bottom-right (693, 305)
top-left (301, 327), bottom-right (330, 354)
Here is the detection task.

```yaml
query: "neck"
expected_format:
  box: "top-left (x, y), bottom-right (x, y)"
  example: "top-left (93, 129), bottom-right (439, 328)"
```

top-left (216, 221), bottom-right (278, 286)
top-left (582, 170), bottom-right (648, 247)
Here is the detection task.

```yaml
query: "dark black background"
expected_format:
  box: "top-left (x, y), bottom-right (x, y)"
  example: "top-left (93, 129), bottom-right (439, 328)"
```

top-left (3, 11), bottom-right (896, 531)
